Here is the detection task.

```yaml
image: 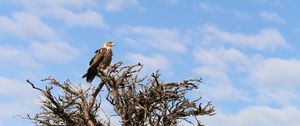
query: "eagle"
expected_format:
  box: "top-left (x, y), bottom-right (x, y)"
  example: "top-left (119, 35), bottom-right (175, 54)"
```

top-left (82, 41), bottom-right (115, 83)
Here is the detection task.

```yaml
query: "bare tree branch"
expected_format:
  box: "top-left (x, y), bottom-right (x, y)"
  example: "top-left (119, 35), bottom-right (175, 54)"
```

top-left (23, 62), bottom-right (215, 126)
top-left (102, 62), bottom-right (216, 126)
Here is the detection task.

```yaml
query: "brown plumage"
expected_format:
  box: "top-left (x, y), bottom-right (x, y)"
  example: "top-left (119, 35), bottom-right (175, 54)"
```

top-left (82, 41), bottom-right (114, 83)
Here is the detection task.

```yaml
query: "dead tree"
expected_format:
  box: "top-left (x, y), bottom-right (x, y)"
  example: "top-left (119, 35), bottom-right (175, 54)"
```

top-left (102, 62), bottom-right (215, 126)
top-left (25, 62), bottom-right (215, 126)
top-left (25, 77), bottom-right (106, 126)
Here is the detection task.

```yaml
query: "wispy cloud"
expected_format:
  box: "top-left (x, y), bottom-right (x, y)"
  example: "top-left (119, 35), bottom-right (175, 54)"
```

top-left (8, 0), bottom-right (108, 29)
top-left (201, 25), bottom-right (289, 51)
top-left (10, 0), bottom-right (95, 9)
top-left (195, 28), bottom-right (299, 114)
top-left (104, 0), bottom-right (140, 12)
top-left (197, 2), bottom-right (225, 13)
top-left (232, 10), bottom-right (253, 20)
top-left (248, 58), bottom-right (300, 105)
top-left (0, 76), bottom-right (38, 119)
top-left (126, 53), bottom-right (171, 73)
top-left (260, 11), bottom-right (286, 24)
top-left (196, 2), bottom-right (254, 21)
top-left (193, 47), bottom-right (257, 101)
top-left (0, 16), bottom-right (23, 36)
top-left (46, 9), bottom-right (108, 29)
top-left (0, 46), bottom-right (41, 69)
top-left (165, 0), bottom-right (182, 5)
top-left (193, 45), bottom-right (300, 106)
top-left (0, 14), bottom-right (81, 65)
top-left (254, 0), bottom-right (282, 5)
top-left (116, 26), bottom-right (188, 53)
top-left (0, 12), bottom-right (57, 40)
top-left (30, 41), bottom-right (80, 63)
top-left (0, 1), bottom-right (85, 65)
top-left (202, 106), bottom-right (300, 126)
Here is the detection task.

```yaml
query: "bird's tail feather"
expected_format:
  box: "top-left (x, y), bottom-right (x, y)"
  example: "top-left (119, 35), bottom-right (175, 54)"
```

top-left (82, 66), bottom-right (97, 83)
top-left (82, 73), bottom-right (87, 78)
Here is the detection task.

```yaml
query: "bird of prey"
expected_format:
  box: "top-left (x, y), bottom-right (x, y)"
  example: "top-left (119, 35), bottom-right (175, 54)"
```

top-left (82, 41), bottom-right (115, 83)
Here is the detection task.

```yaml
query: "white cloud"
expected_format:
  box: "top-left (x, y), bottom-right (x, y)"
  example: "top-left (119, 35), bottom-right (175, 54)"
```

top-left (232, 10), bottom-right (252, 20)
top-left (0, 76), bottom-right (35, 99)
top-left (201, 25), bottom-right (289, 51)
top-left (193, 47), bottom-right (258, 101)
top-left (194, 47), bottom-right (253, 70)
top-left (127, 53), bottom-right (170, 72)
top-left (104, 0), bottom-right (140, 12)
top-left (198, 77), bottom-right (249, 101)
top-left (0, 46), bottom-right (41, 69)
top-left (11, 0), bottom-right (83, 8)
top-left (202, 106), bottom-right (300, 126)
top-left (250, 58), bottom-right (300, 88)
top-left (197, 2), bottom-right (225, 13)
top-left (116, 26), bottom-right (188, 53)
top-left (196, 2), bottom-right (253, 20)
top-left (248, 58), bottom-right (300, 105)
top-left (13, 12), bottom-right (58, 39)
top-left (0, 76), bottom-right (39, 119)
top-left (8, 0), bottom-right (108, 29)
top-left (30, 41), bottom-right (80, 63)
top-left (0, 12), bottom-right (57, 40)
top-left (193, 46), bottom-right (300, 106)
top-left (254, 0), bottom-right (282, 5)
top-left (0, 16), bottom-right (23, 37)
top-left (260, 11), bottom-right (286, 24)
top-left (165, 0), bottom-right (182, 5)
top-left (11, 0), bottom-right (98, 11)
top-left (44, 8), bottom-right (108, 29)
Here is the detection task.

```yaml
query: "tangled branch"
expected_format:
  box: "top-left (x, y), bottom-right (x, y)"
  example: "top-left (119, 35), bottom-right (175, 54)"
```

top-left (24, 62), bottom-right (215, 126)
top-left (102, 62), bottom-right (216, 126)
top-left (25, 77), bottom-right (105, 126)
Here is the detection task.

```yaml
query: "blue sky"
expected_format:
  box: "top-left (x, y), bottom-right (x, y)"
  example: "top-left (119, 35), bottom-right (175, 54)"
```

top-left (1, 0), bottom-right (300, 125)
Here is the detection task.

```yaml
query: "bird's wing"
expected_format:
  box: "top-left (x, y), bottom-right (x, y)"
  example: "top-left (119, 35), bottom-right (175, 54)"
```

top-left (89, 48), bottom-right (107, 66)
top-left (88, 50), bottom-right (98, 65)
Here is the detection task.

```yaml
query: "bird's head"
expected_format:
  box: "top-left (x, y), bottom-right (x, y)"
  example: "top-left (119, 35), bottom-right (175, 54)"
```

top-left (103, 41), bottom-right (115, 49)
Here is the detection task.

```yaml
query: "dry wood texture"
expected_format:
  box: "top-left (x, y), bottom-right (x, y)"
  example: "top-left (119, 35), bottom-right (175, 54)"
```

top-left (25, 62), bottom-right (215, 126)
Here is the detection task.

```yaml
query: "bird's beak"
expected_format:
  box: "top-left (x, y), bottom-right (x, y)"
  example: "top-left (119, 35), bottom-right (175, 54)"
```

top-left (111, 43), bottom-right (115, 46)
